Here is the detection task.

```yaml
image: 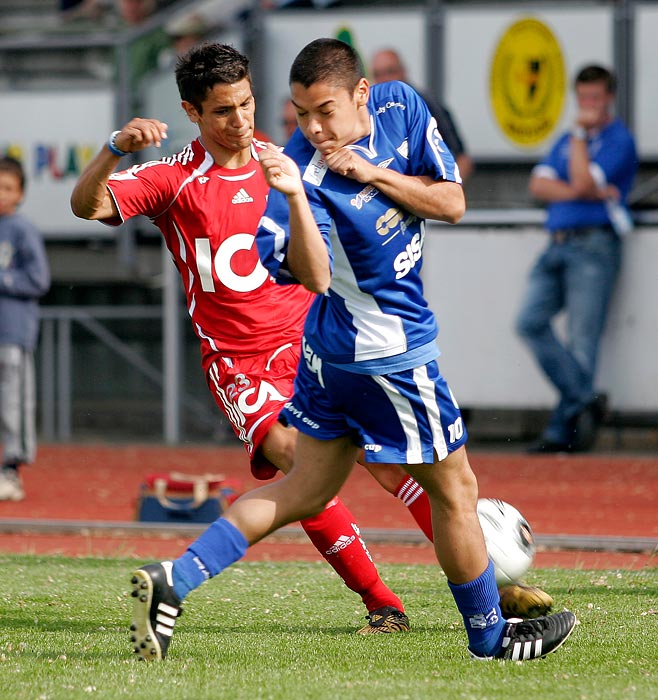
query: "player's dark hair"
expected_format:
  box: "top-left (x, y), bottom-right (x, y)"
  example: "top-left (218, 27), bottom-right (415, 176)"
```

top-left (289, 38), bottom-right (364, 93)
top-left (574, 64), bottom-right (617, 94)
top-left (0, 156), bottom-right (25, 191)
top-left (175, 42), bottom-right (251, 112)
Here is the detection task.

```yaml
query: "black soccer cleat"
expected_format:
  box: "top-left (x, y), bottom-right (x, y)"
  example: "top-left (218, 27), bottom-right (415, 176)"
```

top-left (129, 561), bottom-right (183, 661)
top-left (470, 610), bottom-right (577, 661)
top-left (356, 606), bottom-right (411, 634)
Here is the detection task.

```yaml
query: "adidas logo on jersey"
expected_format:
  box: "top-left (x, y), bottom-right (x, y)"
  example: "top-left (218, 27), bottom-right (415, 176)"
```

top-left (231, 188), bottom-right (253, 204)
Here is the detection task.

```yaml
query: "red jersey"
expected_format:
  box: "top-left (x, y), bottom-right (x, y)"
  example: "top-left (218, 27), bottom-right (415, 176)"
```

top-left (105, 139), bottom-right (314, 369)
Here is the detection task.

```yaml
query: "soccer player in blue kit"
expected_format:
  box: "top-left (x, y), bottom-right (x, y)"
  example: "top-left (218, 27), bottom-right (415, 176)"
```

top-left (129, 38), bottom-right (575, 662)
top-left (256, 38), bottom-right (575, 661)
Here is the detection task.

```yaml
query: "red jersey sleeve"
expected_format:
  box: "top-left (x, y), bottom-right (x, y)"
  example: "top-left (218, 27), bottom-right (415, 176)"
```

top-left (107, 158), bottom-right (180, 224)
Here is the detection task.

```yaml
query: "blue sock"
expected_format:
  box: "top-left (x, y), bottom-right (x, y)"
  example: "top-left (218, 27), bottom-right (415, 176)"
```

top-left (448, 560), bottom-right (506, 657)
top-left (172, 518), bottom-right (248, 600)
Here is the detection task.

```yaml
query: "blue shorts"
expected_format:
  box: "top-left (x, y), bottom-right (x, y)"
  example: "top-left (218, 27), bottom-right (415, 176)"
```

top-left (282, 354), bottom-right (468, 464)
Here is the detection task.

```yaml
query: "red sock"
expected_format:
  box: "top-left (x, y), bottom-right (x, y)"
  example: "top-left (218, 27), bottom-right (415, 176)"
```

top-left (300, 497), bottom-right (404, 613)
top-left (395, 476), bottom-right (434, 542)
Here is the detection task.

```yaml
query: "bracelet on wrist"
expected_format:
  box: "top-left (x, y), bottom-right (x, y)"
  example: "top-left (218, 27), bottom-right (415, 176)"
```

top-left (571, 126), bottom-right (587, 141)
top-left (107, 130), bottom-right (129, 157)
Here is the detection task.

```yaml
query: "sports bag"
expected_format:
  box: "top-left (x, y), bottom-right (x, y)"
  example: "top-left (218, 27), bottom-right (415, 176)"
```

top-left (136, 472), bottom-right (242, 524)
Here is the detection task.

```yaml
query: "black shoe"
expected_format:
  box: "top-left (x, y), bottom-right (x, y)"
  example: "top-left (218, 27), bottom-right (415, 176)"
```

top-left (470, 610), bottom-right (577, 661)
top-left (356, 606), bottom-right (410, 634)
top-left (130, 561), bottom-right (183, 660)
top-left (526, 439), bottom-right (571, 454)
top-left (571, 393), bottom-right (608, 452)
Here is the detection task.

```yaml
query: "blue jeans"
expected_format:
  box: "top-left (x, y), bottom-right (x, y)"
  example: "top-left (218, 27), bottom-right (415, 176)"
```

top-left (516, 227), bottom-right (621, 443)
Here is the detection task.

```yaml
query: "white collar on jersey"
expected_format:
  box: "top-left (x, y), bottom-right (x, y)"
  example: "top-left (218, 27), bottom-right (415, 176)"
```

top-left (345, 115), bottom-right (377, 159)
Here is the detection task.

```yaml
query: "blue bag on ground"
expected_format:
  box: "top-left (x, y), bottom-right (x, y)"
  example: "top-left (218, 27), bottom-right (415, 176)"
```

top-left (136, 472), bottom-right (242, 524)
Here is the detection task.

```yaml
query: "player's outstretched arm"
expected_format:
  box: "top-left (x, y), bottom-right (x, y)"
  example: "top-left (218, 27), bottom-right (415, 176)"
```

top-left (71, 118), bottom-right (168, 221)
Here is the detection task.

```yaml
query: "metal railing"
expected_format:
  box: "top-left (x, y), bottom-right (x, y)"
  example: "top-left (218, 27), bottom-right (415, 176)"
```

top-left (38, 250), bottom-right (217, 443)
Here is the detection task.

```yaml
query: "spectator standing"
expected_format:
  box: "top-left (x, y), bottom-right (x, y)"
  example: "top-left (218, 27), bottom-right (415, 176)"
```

top-left (517, 65), bottom-right (638, 453)
top-left (0, 157), bottom-right (51, 501)
top-left (370, 47), bottom-right (474, 182)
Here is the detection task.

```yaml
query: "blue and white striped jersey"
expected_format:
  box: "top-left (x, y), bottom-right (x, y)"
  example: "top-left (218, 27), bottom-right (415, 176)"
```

top-left (257, 80), bottom-right (461, 372)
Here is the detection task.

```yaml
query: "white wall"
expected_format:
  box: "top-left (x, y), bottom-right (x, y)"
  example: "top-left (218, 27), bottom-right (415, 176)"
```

top-left (423, 224), bottom-right (658, 412)
top-left (635, 2), bottom-right (658, 158)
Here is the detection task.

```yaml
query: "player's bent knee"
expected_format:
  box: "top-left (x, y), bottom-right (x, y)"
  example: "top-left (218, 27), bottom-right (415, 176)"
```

top-left (361, 461), bottom-right (408, 493)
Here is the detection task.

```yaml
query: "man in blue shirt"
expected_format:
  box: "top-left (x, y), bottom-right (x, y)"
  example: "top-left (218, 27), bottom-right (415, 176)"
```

top-left (517, 65), bottom-right (638, 453)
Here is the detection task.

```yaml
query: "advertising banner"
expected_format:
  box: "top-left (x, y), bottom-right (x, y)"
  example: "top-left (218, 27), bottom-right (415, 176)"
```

top-left (444, 6), bottom-right (613, 159)
top-left (0, 90), bottom-right (114, 237)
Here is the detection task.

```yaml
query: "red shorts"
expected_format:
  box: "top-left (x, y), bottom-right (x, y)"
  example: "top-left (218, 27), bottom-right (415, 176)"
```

top-left (205, 341), bottom-right (300, 480)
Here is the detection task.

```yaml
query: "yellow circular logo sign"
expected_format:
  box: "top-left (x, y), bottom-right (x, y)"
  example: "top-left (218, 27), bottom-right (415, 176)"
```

top-left (490, 18), bottom-right (566, 148)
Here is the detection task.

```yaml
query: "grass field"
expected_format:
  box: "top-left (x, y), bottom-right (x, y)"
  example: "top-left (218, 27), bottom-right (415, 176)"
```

top-left (0, 555), bottom-right (656, 700)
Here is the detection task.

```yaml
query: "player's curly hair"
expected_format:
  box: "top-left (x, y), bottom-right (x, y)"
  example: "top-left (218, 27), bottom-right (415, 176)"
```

top-left (289, 38), bottom-right (364, 94)
top-left (175, 43), bottom-right (251, 113)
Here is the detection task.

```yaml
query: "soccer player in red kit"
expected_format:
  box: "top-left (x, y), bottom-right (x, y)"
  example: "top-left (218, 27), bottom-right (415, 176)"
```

top-left (71, 42), bottom-right (418, 637)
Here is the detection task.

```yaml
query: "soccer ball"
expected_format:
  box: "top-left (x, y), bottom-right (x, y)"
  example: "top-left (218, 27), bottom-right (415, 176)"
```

top-left (476, 498), bottom-right (535, 586)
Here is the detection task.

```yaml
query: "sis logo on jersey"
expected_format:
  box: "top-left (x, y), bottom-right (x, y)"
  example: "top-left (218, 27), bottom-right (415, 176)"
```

top-left (393, 227), bottom-right (425, 280)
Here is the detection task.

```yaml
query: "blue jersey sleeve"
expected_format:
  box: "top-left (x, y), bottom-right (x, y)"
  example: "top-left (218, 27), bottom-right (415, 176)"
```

top-left (256, 189), bottom-right (297, 283)
top-left (256, 185), bottom-right (334, 285)
top-left (396, 82), bottom-right (460, 184)
top-left (540, 134), bottom-right (568, 176)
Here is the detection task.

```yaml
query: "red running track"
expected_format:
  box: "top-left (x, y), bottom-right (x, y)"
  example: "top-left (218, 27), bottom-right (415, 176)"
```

top-left (0, 444), bottom-right (655, 569)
